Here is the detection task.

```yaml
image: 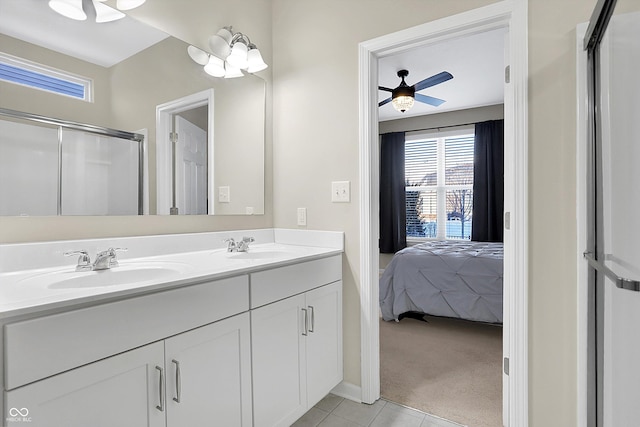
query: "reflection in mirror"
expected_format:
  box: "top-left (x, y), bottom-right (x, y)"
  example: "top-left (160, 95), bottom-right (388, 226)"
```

top-left (0, 0), bottom-right (265, 216)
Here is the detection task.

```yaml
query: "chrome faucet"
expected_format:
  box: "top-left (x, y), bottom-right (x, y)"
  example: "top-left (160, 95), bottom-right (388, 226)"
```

top-left (64, 247), bottom-right (127, 271)
top-left (236, 236), bottom-right (255, 252)
top-left (224, 237), bottom-right (254, 252)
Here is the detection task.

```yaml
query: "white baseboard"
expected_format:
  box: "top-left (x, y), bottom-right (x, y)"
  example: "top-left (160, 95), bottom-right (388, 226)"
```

top-left (331, 381), bottom-right (363, 403)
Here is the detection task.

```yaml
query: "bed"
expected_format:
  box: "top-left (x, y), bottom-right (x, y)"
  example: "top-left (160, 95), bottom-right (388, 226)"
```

top-left (379, 241), bottom-right (503, 323)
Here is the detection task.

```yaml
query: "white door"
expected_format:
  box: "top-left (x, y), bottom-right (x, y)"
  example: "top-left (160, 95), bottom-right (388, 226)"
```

top-left (596, 4), bottom-right (640, 426)
top-left (251, 294), bottom-right (307, 427)
top-left (305, 281), bottom-right (343, 407)
top-left (5, 342), bottom-right (165, 427)
top-left (174, 115), bottom-right (207, 215)
top-left (165, 313), bottom-right (252, 427)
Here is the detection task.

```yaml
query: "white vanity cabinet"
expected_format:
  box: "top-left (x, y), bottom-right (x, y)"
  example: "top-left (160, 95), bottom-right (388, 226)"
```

top-left (250, 256), bottom-right (343, 427)
top-left (6, 341), bottom-right (166, 427)
top-left (3, 275), bottom-right (252, 427)
top-left (164, 312), bottom-right (252, 427)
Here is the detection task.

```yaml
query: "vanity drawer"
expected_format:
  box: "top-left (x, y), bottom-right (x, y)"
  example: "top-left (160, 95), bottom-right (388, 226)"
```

top-left (4, 275), bottom-right (249, 391)
top-left (250, 255), bottom-right (341, 308)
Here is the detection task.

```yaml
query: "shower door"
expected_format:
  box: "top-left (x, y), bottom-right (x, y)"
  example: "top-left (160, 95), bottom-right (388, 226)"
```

top-left (584, 0), bottom-right (640, 425)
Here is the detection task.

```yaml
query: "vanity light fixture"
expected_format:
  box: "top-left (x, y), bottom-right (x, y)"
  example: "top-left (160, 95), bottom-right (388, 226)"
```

top-left (187, 26), bottom-right (268, 79)
top-left (48, 0), bottom-right (146, 23)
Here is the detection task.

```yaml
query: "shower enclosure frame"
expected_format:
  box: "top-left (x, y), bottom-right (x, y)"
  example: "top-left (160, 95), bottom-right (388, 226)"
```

top-left (0, 107), bottom-right (145, 215)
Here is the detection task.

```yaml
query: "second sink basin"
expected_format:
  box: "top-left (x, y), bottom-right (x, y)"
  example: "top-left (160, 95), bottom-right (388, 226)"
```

top-left (19, 262), bottom-right (192, 290)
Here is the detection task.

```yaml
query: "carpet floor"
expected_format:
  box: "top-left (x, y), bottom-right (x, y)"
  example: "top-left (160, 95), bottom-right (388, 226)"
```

top-left (380, 314), bottom-right (503, 427)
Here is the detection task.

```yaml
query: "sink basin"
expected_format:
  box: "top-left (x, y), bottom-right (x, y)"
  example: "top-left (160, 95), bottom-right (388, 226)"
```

top-left (19, 262), bottom-right (192, 290)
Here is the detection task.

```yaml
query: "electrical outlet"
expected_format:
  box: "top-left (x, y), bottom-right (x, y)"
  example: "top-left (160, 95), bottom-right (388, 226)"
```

top-left (331, 181), bottom-right (350, 202)
top-left (219, 186), bottom-right (230, 203)
top-left (297, 207), bottom-right (307, 226)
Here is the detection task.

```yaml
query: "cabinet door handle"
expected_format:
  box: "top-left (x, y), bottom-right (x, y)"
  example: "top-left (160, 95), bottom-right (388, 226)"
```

top-left (308, 306), bottom-right (315, 333)
top-left (155, 366), bottom-right (165, 412)
top-left (301, 308), bottom-right (308, 336)
top-left (172, 359), bottom-right (181, 403)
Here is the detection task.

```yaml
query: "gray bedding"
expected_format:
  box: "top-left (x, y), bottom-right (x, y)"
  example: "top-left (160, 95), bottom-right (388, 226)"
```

top-left (380, 241), bottom-right (503, 323)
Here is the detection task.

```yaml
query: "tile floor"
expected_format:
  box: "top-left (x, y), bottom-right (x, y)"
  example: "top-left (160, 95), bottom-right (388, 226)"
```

top-left (292, 394), bottom-right (466, 427)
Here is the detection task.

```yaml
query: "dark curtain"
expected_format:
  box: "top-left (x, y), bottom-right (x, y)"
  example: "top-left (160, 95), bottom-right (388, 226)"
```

top-left (379, 132), bottom-right (407, 253)
top-left (472, 120), bottom-right (504, 242)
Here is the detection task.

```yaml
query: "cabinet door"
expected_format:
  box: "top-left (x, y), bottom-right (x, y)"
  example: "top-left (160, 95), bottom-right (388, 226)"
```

top-left (5, 341), bottom-right (165, 427)
top-left (305, 281), bottom-right (343, 407)
top-left (251, 294), bottom-right (307, 427)
top-left (165, 312), bottom-right (252, 427)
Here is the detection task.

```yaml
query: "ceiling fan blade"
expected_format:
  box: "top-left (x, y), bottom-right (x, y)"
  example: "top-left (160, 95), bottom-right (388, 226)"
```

top-left (378, 86), bottom-right (394, 92)
top-left (413, 71), bottom-right (453, 92)
top-left (415, 93), bottom-right (446, 107)
top-left (378, 97), bottom-right (392, 107)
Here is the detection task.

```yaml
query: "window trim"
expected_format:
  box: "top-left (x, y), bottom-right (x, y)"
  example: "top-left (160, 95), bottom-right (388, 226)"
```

top-left (0, 52), bottom-right (93, 102)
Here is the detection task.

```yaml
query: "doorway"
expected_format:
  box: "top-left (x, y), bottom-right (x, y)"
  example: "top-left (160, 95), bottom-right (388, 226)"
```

top-left (358, 1), bottom-right (529, 426)
top-left (156, 89), bottom-right (214, 215)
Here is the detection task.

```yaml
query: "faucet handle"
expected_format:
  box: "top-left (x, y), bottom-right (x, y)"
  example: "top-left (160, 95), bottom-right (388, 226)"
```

top-left (64, 250), bottom-right (91, 271)
top-left (223, 238), bottom-right (237, 252)
top-left (106, 247), bottom-right (127, 267)
top-left (241, 236), bottom-right (255, 243)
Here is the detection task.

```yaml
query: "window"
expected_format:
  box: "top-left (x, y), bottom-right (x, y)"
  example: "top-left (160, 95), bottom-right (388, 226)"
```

top-left (405, 127), bottom-right (475, 240)
top-left (0, 52), bottom-right (92, 101)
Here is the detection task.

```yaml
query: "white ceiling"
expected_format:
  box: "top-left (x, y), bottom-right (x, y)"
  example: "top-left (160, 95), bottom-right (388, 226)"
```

top-left (0, 0), bottom-right (168, 67)
top-left (378, 27), bottom-right (507, 122)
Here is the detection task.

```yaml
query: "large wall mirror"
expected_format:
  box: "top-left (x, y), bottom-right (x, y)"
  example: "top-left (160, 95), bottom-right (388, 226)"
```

top-left (0, 0), bottom-right (265, 216)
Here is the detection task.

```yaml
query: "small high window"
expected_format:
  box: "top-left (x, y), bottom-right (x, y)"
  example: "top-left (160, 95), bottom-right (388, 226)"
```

top-left (0, 52), bottom-right (92, 102)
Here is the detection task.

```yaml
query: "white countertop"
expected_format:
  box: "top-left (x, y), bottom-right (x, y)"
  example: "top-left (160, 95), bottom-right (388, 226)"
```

top-left (0, 229), bottom-right (343, 319)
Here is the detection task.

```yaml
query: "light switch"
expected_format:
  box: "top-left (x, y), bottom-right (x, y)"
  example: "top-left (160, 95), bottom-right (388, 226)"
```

top-left (297, 207), bottom-right (307, 226)
top-left (219, 186), bottom-right (230, 203)
top-left (331, 181), bottom-right (350, 202)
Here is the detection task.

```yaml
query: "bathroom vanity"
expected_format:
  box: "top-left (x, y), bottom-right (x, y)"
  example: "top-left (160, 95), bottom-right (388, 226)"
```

top-left (0, 229), bottom-right (343, 427)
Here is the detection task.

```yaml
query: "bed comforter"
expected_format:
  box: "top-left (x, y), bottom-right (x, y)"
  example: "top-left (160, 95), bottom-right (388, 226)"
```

top-left (380, 241), bottom-right (503, 323)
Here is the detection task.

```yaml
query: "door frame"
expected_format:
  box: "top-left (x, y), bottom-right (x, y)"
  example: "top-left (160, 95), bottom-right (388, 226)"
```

top-left (357, 1), bottom-right (529, 425)
top-left (156, 89), bottom-right (214, 215)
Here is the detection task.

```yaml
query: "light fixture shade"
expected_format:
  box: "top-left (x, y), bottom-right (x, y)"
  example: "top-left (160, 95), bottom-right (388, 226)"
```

top-left (116, 0), bottom-right (146, 10)
top-left (208, 28), bottom-right (233, 59)
top-left (223, 63), bottom-right (244, 79)
top-left (187, 45), bottom-right (210, 66)
top-left (226, 41), bottom-right (248, 69)
top-left (48, 0), bottom-right (87, 21)
top-left (93, 1), bottom-right (125, 23)
top-left (204, 56), bottom-right (226, 78)
top-left (392, 95), bottom-right (414, 113)
top-left (246, 47), bottom-right (268, 73)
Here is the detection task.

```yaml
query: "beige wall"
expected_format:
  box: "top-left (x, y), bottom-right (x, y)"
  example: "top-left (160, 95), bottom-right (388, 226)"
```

top-left (272, 0), bottom-right (595, 425)
top-left (1, 0), bottom-right (602, 424)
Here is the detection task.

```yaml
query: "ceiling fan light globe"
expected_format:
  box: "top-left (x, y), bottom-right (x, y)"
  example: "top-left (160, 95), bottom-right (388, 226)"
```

top-left (392, 95), bottom-right (414, 113)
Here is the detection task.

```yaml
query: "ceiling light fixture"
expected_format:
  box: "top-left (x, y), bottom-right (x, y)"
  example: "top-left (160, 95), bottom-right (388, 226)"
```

top-left (48, 0), bottom-right (146, 23)
top-left (391, 70), bottom-right (415, 113)
top-left (187, 26), bottom-right (268, 79)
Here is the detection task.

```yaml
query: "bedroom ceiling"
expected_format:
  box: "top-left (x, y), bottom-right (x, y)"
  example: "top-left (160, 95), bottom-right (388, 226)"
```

top-left (378, 27), bottom-right (507, 122)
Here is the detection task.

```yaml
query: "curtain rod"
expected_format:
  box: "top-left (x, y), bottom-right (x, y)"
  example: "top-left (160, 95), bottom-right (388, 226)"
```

top-left (381, 121), bottom-right (477, 136)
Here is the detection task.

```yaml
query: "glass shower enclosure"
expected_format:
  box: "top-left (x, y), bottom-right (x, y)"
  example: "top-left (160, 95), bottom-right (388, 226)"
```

top-left (0, 108), bottom-right (144, 216)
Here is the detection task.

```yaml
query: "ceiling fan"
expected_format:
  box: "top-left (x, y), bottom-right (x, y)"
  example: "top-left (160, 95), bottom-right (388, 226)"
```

top-left (379, 69), bottom-right (453, 113)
